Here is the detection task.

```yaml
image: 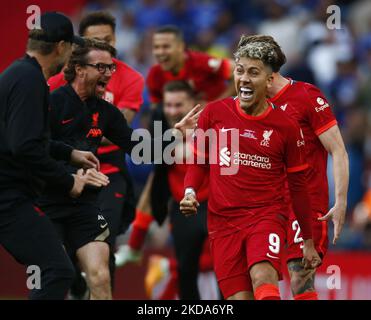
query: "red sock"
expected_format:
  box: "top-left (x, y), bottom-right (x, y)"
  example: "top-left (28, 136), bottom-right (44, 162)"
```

top-left (169, 258), bottom-right (178, 272)
top-left (128, 210), bottom-right (154, 250)
top-left (294, 292), bottom-right (318, 300)
top-left (159, 269), bottom-right (178, 300)
top-left (254, 284), bottom-right (281, 300)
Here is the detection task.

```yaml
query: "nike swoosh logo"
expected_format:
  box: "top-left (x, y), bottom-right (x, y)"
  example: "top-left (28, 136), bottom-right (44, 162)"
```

top-left (62, 118), bottom-right (74, 125)
top-left (100, 222), bottom-right (108, 229)
top-left (280, 104), bottom-right (288, 111)
top-left (221, 127), bottom-right (234, 132)
top-left (266, 253), bottom-right (279, 259)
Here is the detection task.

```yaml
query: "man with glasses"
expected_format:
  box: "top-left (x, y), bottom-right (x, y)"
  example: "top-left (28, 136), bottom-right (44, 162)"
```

top-left (36, 39), bottom-right (122, 299)
top-left (48, 12), bottom-right (144, 297)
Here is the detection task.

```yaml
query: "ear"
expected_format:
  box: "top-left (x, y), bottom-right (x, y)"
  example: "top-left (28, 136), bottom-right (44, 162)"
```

top-left (56, 40), bottom-right (66, 55)
top-left (75, 64), bottom-right (85, 78)
top-left (178, 40), bottom-right (185, 52)
top-left (266, 73), bottom-right (274, 90)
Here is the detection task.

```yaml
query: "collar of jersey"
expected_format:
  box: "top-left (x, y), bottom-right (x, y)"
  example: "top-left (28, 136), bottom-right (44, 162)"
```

top-left (64, 83), bottom-right (98, 108)
top-left (234, 97), bottom-right (273, 120)
top-left (269, 77), bottom-right (293, 102)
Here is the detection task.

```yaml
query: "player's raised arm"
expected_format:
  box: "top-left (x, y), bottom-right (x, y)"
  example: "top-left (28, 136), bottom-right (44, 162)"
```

top-left (180, 104), bottom-right (210, 217)
top-left (317, 125), bottom-right (349, 244)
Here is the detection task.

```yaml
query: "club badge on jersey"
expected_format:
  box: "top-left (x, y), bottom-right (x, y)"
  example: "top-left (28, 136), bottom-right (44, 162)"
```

top-left (86, 112), bottom-right (103, 138)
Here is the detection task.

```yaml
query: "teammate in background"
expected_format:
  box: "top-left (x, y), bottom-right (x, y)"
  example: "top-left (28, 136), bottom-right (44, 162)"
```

top-left (48, 11), bottom-right (144, 295)
top-left (0, 12), bottom-right (106, 300)
top-left (115, 25), bottom-right (234, 272)
top-left (180, 38), bottom-right (321, 300)
top-left (147, 25), bottom-right (235, 109)
top-left (38, 39), bottom-right (202, 299)
top-left (238, 35), bottom-right (349, 300)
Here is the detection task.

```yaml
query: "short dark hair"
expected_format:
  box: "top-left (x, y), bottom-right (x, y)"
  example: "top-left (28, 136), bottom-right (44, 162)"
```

top-left (237, 35), bottom-right (286, 72)
top-left (163, 80), bottom-right (195, 98)
top-left (27, 29), bottom-right (57, 55)
top-left (64, 38), bottom-right (117, 83)
top-left (79, 11), bottom-right (116, 36)
top-left (154, 25), bottom-right (183, 41)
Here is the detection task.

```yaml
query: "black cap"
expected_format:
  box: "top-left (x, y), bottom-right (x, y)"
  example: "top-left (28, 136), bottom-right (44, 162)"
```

top-left (29, 12), bottom-right (84, 46)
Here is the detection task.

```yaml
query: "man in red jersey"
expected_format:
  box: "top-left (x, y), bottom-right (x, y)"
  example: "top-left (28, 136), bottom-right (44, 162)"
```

top-left (48, 11), bottom-right (144, 297)
top-left (238, 35), bottom-right (349, 300)
top-left (180, 38), bottom-right (321, 300)
top-left (147, 25), bottom-right (235, 109)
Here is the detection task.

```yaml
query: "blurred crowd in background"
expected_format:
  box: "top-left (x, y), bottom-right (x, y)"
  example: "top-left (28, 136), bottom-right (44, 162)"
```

top-left (69, 0), bottom-right (371, 250)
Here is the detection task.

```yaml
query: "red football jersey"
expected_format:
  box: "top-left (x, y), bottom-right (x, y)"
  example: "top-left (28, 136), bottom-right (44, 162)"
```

top-left (146, 50), bottom-right (231, 103)
top-left (192, 97), bottom-right (307, 233)
top-left (269, 79), bottom-right (337, 214)
top-left (48, 58), bottom-right (144, 174)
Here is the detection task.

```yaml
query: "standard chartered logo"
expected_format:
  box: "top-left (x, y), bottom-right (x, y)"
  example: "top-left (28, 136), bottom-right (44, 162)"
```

top-left (233, 152), bottom-right (271, 169)
top-left (219, 147), bottom-right (271, 169)
top-left (219, 147), bottom-right (231, 167)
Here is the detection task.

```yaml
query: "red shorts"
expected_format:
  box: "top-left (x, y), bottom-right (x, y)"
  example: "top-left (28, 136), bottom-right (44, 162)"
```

top-left (286, 212), bottom-right (328, 262)
top-left (209, 213), bottom-right (287, 299)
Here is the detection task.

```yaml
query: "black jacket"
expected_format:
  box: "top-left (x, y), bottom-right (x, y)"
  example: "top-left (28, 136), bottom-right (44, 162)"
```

top-left (37, 84), bottom-right (137, 209)
top-left (0, 55), bottom-right (74, 211)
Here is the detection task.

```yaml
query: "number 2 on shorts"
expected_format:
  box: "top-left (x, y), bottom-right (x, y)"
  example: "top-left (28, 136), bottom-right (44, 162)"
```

top-left (292, 220), bottom-right (304, 249)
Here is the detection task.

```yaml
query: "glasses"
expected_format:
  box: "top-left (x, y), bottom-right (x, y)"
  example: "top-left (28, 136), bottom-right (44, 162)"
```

top-left (85, 63), bottom-right (117, 74)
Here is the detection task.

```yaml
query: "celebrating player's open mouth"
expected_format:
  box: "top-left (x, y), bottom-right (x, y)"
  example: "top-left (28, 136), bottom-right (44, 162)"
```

top-left (234, 57), bottom-right (273, 114)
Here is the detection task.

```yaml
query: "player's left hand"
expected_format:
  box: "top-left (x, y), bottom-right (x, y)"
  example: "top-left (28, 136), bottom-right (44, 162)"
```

top-left (70, 149), bottom-right (100, 171)
top-left (318, 203), bottom-right (346, 245)
top-left (302, 239), bottom-right (322, 270)
top-left (174, 104), bottom-right (204, 136)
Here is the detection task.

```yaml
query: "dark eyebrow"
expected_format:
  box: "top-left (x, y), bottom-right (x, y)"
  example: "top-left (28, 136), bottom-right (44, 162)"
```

top-left (249, 66), bottom-right (260, 71)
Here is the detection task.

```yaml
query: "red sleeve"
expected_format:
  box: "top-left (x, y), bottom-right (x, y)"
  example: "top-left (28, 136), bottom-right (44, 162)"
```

top-left (303, 83), bottom-right (337, 136)
top-left (287, 170), bottom-right (312, 239)
top-left (47, 72), bottom-right (67, 92)
top-left (184, 164), bottom-right (209, 193)
top-left (116, 73), bottom-right (144, 111)
top-left (184, 105), bottom-right (211, 192)
top-left (284, 120), bottom-right (308, 173)
top-left (146, 67), bottom-right (162, 104)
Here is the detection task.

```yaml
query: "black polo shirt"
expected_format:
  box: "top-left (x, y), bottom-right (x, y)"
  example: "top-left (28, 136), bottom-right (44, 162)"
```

top-left (37, 84), bottom-right (137, 210)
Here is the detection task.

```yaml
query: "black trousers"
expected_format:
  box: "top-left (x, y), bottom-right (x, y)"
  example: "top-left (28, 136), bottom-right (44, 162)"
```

top-left (170, 200), bottom-right (208, 300)
top-left (0, 200), bottom-right (75, 299)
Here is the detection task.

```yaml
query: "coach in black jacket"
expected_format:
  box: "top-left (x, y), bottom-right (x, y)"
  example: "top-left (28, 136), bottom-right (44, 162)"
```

top-left (0, 12), bottom-right (108, 300)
